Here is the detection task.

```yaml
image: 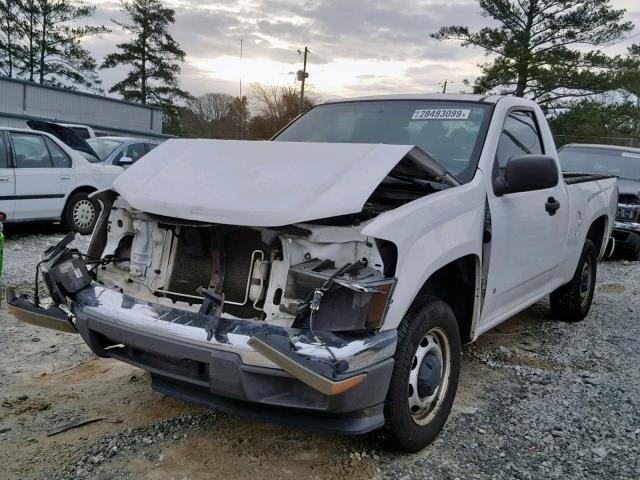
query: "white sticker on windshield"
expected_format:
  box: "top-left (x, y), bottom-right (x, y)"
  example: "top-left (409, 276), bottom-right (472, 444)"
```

top-left (411, 108), bottom-right (471, 120)
top-left (622, 152), bottom-right (640, 159)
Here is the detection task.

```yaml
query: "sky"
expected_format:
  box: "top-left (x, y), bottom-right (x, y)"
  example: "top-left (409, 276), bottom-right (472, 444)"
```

top-left (84, 0), bottom-right (640, 101)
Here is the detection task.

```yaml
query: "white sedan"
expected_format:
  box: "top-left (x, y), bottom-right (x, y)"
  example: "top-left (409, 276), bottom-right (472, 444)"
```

top-left (0, 126), bottom-right (122, 234)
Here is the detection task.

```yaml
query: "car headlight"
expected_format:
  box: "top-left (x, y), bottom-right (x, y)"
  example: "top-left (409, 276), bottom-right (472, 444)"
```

top-left (283, 259), bottom-right (396, 331)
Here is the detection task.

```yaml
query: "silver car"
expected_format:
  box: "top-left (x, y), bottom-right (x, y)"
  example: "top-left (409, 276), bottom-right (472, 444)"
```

top-left (82, 136), bottom-right (161, 168)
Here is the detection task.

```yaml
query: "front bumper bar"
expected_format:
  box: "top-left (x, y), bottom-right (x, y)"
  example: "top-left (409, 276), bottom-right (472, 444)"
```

top-left (7, 283), bottom-right (396, 433)
top-left (612, 223), bottom-right (640, 255)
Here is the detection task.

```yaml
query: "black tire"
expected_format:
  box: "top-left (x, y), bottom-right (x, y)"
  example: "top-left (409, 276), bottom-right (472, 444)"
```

top-left (550, 239), bottom-right (597, 322)
top-left (62, 192), bottom-right (99, 235)
top-left (383, 295), bottom-right (461, 453)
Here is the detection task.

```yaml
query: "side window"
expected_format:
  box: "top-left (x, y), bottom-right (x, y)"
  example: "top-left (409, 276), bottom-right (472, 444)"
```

top-left (44, 137), bottom-right (72, 168)
top-left (0, 133), bottom-right (7, 168)
top-left (115, 143), bottom-right (146, 163)
top-left (495, 111), bottom-right (543, 174)
top-left (145, 143), bottom-right (158, 153)
top-left (11, 133), bottom-right (52, 168)
top-left (128, 143), bottom-right (146, 161)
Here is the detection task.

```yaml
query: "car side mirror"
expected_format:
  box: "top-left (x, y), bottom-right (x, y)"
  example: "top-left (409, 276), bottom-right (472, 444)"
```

top-left (117, 156), bottom-right (134, 165)
top-left (494, 154), bottom-right (559, 197)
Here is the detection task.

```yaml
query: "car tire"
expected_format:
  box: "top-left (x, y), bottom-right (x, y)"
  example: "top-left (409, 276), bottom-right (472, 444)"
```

top-left (550, 239), bottom-right (597, 322)
top-left (62, 192), bottom-right (99, 235)
top-left (383, 295), bottom-right (461, 453)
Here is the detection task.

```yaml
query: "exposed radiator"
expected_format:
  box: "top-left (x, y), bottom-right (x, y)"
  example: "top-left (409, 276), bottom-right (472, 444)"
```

top-left (222, 228), bottom-right (265, 318)
top-left (165, 227), bottom-right (214, 298)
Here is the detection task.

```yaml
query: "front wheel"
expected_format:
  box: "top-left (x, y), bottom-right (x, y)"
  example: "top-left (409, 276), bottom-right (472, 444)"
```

top-left (550, 239), bottom-right (597, 322)
top-left (62, 192), bottom-right (99, 235)
top-left (383, 295), bottom-right (461, 452)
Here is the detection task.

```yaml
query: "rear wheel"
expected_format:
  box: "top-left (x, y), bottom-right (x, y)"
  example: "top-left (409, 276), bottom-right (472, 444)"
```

top-left (62, 192), bottom-right (99, 235)
top-left (550, 239), bottom-right (597, 322)
top-left (383, 295), bottom-right (461, 452)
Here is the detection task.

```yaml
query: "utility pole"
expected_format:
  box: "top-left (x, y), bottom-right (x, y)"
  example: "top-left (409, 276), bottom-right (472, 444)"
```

top-left (239, 39), bottom-right (246, 139)
top-left (239, 39), bottom-right (243, 99)
top-left (441, 80), bottom-right (448, 94)
top-left (297, 46), bottom-right (309, 115)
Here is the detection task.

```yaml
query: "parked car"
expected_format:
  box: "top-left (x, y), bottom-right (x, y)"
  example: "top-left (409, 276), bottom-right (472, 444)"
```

top-left (84, 137), bottom-right (161, 168)
top-left (7, 94), bottom-right (617, 452)
top-left (0, 211), bottom-right (4, 276)
top-left (0, 126), bottom-right (122, 234)
top-left (559, 144), bottom-right (640, 260)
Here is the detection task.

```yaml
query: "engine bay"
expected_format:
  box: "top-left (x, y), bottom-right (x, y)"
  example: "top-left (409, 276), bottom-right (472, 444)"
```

top-left (95, 199), bottom-right (397, 331)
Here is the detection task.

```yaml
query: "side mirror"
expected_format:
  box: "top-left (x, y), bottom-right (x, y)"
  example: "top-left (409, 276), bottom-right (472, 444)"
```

top-left (494, 154), bottom-right (559, 197)
top-left (117, 156), bottom-right (134, 165)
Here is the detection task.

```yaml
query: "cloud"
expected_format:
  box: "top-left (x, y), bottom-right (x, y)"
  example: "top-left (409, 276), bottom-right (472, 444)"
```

top-left (83, 0), bottom-right (639, 99)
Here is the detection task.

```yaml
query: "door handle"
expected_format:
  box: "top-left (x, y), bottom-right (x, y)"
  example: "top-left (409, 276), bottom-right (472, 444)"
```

top-left (545, 197), bottom-right (560, 216)
top-left (0, 177), bottom-right (9, 182)
top-left (60, 175), bottom-right (71, 180)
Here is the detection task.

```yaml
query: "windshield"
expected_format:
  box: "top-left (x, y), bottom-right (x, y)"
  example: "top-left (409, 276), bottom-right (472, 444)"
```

top-left (78, 150), bottom-right (101, 163)
top-left (274, 100), bottom-right (492, 181)
top-left (559, 146), bottom-right (640, 181)
top-left (86, 138), bottom-right (125, 161)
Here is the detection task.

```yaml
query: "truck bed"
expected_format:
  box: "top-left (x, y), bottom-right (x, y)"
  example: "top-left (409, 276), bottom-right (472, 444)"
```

top-left (563, 172), bottom-right (616, 185)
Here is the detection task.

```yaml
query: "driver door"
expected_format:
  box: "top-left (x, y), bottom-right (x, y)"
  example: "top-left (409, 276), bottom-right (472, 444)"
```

top-left (0, 132), bottom-right (15, 219)
top-left (480, 109), bottom-right (569, 326)
top-left (10, 132), bottom-right (72, 220)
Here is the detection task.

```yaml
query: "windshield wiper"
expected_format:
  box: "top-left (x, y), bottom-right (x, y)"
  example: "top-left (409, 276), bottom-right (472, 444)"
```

top-left (386, 173), bottom-right (426, 187)
top-left (406, 147), bottom-right (461, 187)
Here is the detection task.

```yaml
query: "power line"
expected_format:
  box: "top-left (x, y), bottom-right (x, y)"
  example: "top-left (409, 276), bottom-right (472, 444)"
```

top-left (601, 32), bottom-right (640, 49)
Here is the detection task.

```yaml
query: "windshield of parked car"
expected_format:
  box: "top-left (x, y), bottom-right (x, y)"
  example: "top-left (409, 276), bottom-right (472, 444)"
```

top-left (273, 100), bottom-right (492, 182)
top-left (77, 150), bottom-right (101, 163)
top-left (86, 138), bottom-right (125, 161)
top-left (559, 146), bottom-right (640, 181)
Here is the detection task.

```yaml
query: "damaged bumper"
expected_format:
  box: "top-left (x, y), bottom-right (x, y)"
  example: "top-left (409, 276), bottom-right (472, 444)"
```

top-left (7, 282), bottom-right (396, 434)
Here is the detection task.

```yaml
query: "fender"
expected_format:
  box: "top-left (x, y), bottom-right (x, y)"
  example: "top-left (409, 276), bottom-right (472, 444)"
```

top-left (557, 179), bottom-right (617, 284)
top-left (363, 171), bottom-right (486, 331)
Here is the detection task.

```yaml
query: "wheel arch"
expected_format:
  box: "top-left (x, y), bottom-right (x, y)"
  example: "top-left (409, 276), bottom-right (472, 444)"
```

top-left (63, 185), bottom-right (98, 213)
top-left (586, 214), bottom-right (608, 258)
top-left (414, 254), bottom-right (481, 344)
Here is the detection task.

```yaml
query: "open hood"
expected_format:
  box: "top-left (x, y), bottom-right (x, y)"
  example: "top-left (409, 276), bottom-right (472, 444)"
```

top-left (112, 139), bottom-right (456, 226)
top-left (26, 120), bottom-right (98, 160)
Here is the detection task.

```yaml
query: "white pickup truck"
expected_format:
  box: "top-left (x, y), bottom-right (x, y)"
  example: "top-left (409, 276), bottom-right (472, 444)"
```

top-left (8, 94), bottom-right (617, 452)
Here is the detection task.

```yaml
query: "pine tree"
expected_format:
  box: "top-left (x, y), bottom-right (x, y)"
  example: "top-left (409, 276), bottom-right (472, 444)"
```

top-left (431, 0), bottom-right (634, 106)
top-left (0, 0), bottom-right (24, 77)
top-left (101, 0), bottom-right (190, 122)
top-left (16, 0), bottom-right (108, 89)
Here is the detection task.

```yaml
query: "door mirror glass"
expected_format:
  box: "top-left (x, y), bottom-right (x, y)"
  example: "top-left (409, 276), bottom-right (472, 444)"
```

top-left (494, 154), bottom-right (558, 196)
top-left (118, 156), bottom-right (134, 165)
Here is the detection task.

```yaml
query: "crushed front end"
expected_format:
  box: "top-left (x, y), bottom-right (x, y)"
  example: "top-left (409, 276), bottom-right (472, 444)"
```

top-left (7, 192), bottom-right (399, 434)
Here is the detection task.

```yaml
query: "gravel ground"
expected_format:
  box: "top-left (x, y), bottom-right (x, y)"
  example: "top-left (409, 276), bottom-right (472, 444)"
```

top-left (0, 227), bottom-right (638, 480)
top-left (378, 261), bottom-right (640, 480)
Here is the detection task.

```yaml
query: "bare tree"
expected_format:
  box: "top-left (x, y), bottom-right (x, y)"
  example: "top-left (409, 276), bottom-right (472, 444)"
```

top-left (188, 93), bottom-right (234, 123)
top-left (250, 84), bottom-right (316, 138)
top-left (181, 92), bottom-right (247, 139)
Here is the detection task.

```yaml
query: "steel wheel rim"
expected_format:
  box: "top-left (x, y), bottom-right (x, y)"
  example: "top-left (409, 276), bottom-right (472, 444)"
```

top-left (72, 199), bottom-right (95, 230)
top-left (408, 326), bottom-right (451, 426)
top-left (579, 260), bottom-right (592, 309)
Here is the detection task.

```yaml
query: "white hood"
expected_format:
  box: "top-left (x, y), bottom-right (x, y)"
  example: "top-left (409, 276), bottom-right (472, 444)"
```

top-left (112, 139), bottom-right (417, 226)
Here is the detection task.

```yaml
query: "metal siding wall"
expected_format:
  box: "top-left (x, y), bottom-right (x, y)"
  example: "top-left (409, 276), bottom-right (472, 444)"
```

top-left (0, 82), bottom-right (24, 115)
top-left (0, 79), bottom-right (162, 133)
